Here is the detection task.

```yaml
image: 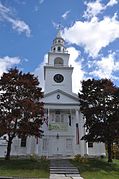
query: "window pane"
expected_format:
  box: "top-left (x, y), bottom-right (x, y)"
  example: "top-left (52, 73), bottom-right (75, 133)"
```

top-left (42, 139), bottom-right (48, 151)
top-left (55, 114), bottom-right (60, 122)
top-left (21, 137), bottom-right (26, 147)
top-left (88, 142), bottom-right (93, 148)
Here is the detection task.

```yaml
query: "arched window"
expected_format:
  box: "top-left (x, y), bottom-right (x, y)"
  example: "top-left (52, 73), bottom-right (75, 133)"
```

top-left (54, 57), bottom-right (63, 66)
top-left (57, 46), bottom-right (61, 52)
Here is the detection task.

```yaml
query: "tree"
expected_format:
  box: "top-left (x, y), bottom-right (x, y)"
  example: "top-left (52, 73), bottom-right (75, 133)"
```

top-left (0, 68), bottom-right (44, 160)
top-left (79, 79), bottom-right (119, 162)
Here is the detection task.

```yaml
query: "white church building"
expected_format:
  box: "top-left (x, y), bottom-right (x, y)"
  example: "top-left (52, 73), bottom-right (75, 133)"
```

top-left (0, 31), bottom-right (105, 158)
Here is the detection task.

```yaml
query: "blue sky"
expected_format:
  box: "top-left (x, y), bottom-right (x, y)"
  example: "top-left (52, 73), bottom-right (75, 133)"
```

top-left (0, 0), bottom-right (119, 93)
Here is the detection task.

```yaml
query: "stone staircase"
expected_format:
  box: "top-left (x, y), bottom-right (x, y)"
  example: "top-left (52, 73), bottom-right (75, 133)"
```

top-left (50, 159), bottom-right (84, 179)
top-left (50, 166), bottom-right (79, 174)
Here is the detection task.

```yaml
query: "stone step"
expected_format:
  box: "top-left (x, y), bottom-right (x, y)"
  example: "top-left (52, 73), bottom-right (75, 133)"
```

top-left (50, 170), bottom-right (79, 173)
top-left (50, 166), bottom-right (79, 170)
top-left (50, 166), bottom-right (77, 168)
top-left (50, 174), bottom-right (84, 179)
top-left (50, 168), bottom-right (79, 171)
top-left (50, 170), bottom-right (79, 174)
top-left (50, 159), bottom-right (80, 176)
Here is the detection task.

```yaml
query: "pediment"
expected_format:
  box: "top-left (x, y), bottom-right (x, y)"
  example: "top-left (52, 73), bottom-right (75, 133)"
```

top-left (44, 89), bottom-right (79, 105)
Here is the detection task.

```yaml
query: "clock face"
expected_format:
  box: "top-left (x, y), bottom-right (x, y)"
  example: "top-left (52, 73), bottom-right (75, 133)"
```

top-left (54, 74), bottom-right (64, 83)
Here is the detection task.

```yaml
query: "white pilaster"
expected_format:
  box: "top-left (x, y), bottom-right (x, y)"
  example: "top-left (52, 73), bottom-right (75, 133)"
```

top-left (78, 112), bottom-right (87, 156)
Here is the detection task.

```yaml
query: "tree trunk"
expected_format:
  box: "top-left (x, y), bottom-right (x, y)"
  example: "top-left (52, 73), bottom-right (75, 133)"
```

top-left (107, 142), bottom-right (112, 162)
top-left (5, 139), bottom-right (12, 160)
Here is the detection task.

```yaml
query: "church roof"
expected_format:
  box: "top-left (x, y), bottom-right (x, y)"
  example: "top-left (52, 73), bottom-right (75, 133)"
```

top-left (44, 89), bottom-right (79, 103)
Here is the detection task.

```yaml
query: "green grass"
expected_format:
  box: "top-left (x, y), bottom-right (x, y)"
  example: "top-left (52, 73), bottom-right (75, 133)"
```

top-left (0, 158), bottom-right (49, 178)
top-left (72, 158), bottom-right (119, 179)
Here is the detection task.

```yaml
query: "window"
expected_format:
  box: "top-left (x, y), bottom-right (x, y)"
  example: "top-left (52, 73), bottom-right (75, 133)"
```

top-left (76, 123), bottom-right (79, 144)
top-left (55, 110), bottom-right (60, 114)
top-left (88, 142), bottom-right (93, 148)
top-left (57, 46), bottom-right (61, 51)
top-left (69, 115), bottom-right (71, 126)
top-left (51, 113), bottom-right (55, 122)
top-left (61, 114), bottom-right (64, 122)
top-left (3, 136), bottom-right (7, 140)
top-left (21, 137), bottom-right (26, 147)
top-left (54, 57), bottom-right (63, 66)
top-left (42, 139), bottom-right (48, 151)
top-left (55, 111), bottom-right (65, 123)
top-left (55, 114), bottom-right (60, 122)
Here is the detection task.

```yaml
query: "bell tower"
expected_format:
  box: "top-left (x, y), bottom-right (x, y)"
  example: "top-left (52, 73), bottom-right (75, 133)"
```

top-left (44, 30), bottom-right (73, 94)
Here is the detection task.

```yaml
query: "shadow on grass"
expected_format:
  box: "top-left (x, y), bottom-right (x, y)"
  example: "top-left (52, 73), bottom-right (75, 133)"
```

top-left (0, 158), bottom-right (49, 171)
top-left (72, 158), bottom-right (119, 174)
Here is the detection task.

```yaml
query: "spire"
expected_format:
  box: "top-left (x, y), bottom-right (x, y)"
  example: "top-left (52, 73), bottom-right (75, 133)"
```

top-left (56, 24), bottom-right (62, 38)
top-left (56, 30), bottom-right (62, 38)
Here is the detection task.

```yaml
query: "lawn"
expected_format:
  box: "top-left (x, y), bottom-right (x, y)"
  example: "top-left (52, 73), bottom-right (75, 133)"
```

top-left (72, 158), bottom-right (119, 179)
top-left (0, 158), bottom-right (49, 178)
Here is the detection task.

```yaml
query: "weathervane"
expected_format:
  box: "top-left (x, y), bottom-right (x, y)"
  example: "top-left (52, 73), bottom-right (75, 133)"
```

top-left (56, 23), bottom-right (63, 31)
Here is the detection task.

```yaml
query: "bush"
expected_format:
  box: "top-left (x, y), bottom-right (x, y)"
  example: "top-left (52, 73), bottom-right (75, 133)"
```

top-left (73, 154), bottom-right (88, 163)
top-left (40, 155), bottom-right (47, 161)
top-left (29, 154), bottom-right (38, 161)
top-left (112, 144), bottom-right (119, 159)
top-left (74, 154), bottom-right (82, 162)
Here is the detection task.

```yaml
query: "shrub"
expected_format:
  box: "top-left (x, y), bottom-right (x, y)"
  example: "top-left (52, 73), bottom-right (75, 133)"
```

top-left (73, 154), bottom-right (88, 163)
top-left (29, 154), bottom-right (38, 161)
top-left (112, 144), bottom-right (119, 159)
top-left (74, 154), bottom-right (82, 162)
top-left (40, 155), bottom-right (47, 161)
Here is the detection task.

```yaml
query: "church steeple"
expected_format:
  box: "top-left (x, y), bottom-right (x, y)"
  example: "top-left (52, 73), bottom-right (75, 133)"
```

top-left (51, 29), bottom-right (67, 54)
top-left (44, 28), bottom-right (73, 93)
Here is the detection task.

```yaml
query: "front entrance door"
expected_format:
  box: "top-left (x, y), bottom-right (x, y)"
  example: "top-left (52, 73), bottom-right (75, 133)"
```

top-left (50, 138), bottom-right (64, 156)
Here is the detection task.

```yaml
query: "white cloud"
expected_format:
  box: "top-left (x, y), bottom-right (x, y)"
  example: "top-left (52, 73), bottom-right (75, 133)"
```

top-left (0, 56), bottom-right (21, 77)
top-left (0, 2), bottom-right (31, 37)
top-left (63, 14), bottom-right (119, 57)
top-left (107, 0), bottom-right (118, 7)
top-left (33, 54), bottom-right (48, 91)
top-left (89, 52), bottom-right (119, 79)
top-left (84, 0), bottom-right (104, 19)
top-left (84, 0), bottom-right (118, 19)
top-left (67, 47), bottom-right (84, 93)
top-left (8, 18), bottom-right (31, 37)
top-left (52, 21), bottom-right (59, 29)
top-left (62, 10), bottom-right (70, 20)
top-left (14, 0), bottom-right (26, 5)
top-left (39, 0), bottom-right (44, 4)
top-left (0, 3), bottom-right (11, 16)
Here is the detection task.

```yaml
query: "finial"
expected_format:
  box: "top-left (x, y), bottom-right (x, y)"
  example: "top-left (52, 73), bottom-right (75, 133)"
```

top-left (57, 23), bottom-right (61, 31)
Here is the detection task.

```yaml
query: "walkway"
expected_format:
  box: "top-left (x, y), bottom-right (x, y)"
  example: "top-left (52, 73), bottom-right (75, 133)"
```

top-left (50, 159), bottom-right (84, 179)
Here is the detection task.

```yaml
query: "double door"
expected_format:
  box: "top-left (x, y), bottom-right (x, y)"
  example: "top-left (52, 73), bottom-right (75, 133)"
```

top-left (49, 137), bottom-right (73, 156)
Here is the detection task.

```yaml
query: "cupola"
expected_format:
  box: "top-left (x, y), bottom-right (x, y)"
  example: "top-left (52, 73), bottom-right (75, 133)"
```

top-left (51, 29), bottom-right (67, 53)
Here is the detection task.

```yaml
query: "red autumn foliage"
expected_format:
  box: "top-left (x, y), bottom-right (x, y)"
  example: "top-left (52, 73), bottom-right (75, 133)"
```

top-left (0, 68), bottom-right (44, 160)
top-left (79, 79), bottom-right (119, 162)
